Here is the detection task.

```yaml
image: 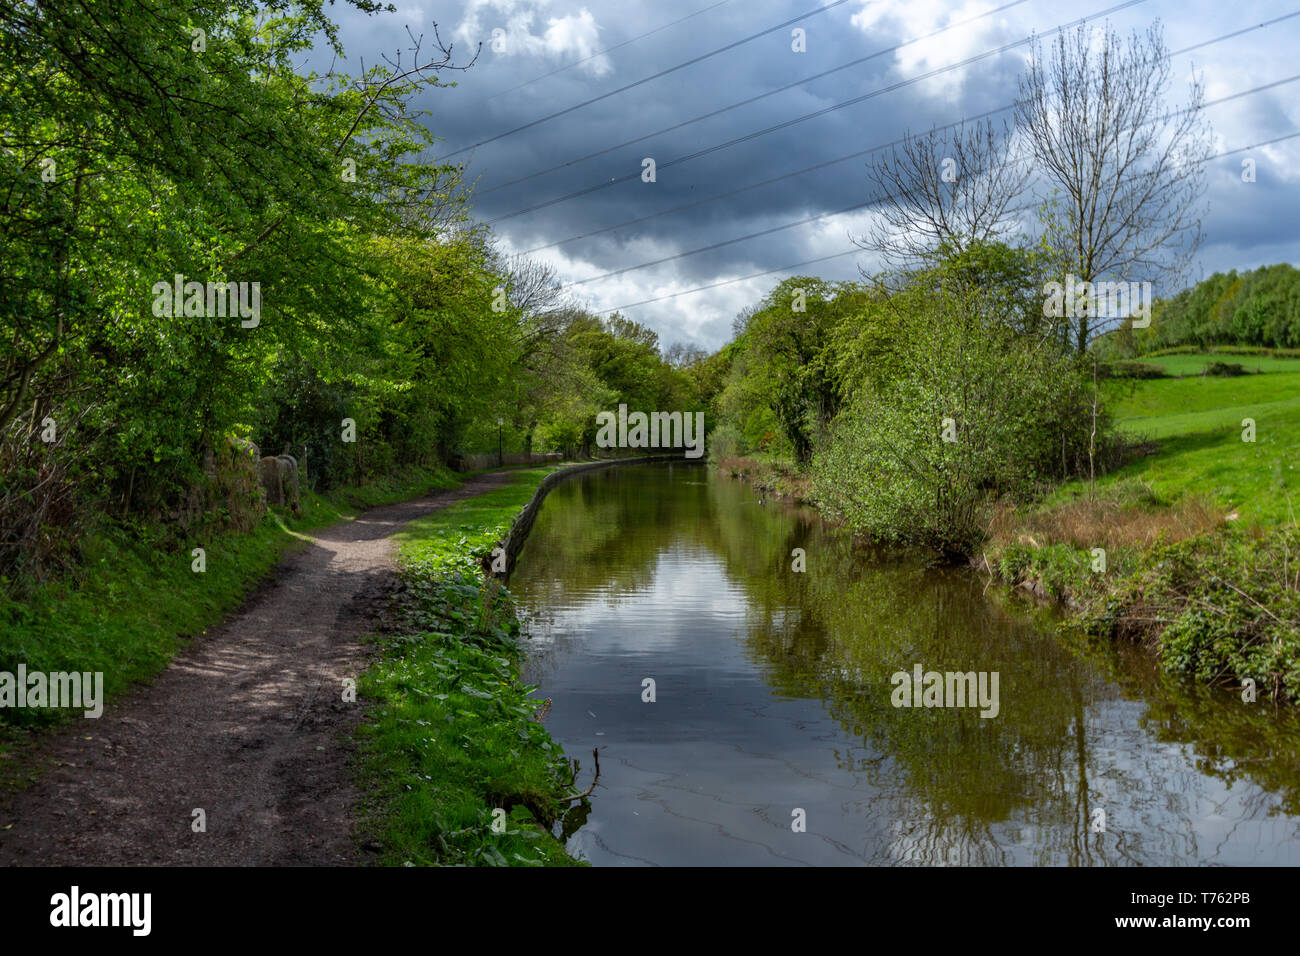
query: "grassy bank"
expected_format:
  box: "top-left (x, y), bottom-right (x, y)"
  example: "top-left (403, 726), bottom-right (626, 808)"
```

top-left (984, 350), bottom-right (1300, 701)
top-left (716, 351), bottom-right (1300, 702)
top-left (714, 455), bottom-right (812, 502)
top-left (0, 464), bottom-right (461, 764)
top-left (354, 466), bottom-right (587, 866)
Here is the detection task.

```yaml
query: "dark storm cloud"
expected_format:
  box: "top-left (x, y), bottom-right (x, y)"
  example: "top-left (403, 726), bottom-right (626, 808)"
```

top-left (1199, 150), bottom-right (1300, 271)
top-left (321, 0), bottom-right (1300, 349)
top-left (434, 0), bottom-right (1029, 256)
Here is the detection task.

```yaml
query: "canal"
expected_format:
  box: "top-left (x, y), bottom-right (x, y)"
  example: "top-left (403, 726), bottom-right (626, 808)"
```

top-left (509, 462), bottom-right (1300, 865)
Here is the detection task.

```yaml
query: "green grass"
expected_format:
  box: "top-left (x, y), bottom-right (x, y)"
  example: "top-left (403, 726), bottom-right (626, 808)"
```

top-left (392, 467), bottom-right (562, 560)
top-left (1135, 352), bottom-right (1300, 377)
top-left (991, 352), bottom-right (1300, 702)
top-left (0, 463), bottom-right (461, 765)
top-left (354, 465), bottom-right (587, 866)
top-left (1083, 365), bottom-right (1300, 526)
top-left (1107, 369), bottom-right (1300, 425)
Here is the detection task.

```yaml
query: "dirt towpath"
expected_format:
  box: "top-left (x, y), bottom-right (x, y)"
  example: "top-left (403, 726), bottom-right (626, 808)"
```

top-left (0, 471), bottom-right (512, 866)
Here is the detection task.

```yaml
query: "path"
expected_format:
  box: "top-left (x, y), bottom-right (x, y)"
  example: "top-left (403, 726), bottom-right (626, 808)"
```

top-left (0, 471), bottom-right (512, 866)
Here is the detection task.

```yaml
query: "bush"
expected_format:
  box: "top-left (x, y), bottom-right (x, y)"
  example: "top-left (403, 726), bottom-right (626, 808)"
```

top-left (0, 412), bottom-right (84, 583)
top-left (1203, 361), bottom-right (1247, 377)
top-left (1105, 361), bottom-right (1167, 379)
top-left (705, 422), bottom-right (746, 461)
top-left (255, 356), bottom-right (355, 491)
top-left (811, 270), bottom-right (1098, 557)
top-left (1075, 527), bottom-right (1300, 700)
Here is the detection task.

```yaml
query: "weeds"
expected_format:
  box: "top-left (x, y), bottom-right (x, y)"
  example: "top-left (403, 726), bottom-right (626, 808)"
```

top-left (353, 467), bottom-right (584, 866)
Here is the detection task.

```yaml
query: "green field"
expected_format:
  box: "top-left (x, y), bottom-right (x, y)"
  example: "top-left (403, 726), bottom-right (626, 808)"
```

top-left (1137, 352), bottom-right (1300, 377)
top-left (990, 352), bottom-right (1300, 703)
top-left (1079, 354), bottom-right (1300, 527)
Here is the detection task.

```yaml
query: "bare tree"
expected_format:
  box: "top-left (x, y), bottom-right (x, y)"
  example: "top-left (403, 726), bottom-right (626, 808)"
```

top-left (663, 341), bottom-right (707, 368)
top-left (503, 252), bottom-right (567, 328)
top-left (1016, 21), bottom-right (1212, 353)
top-left (731, 303), bottom-right (759, 339)
top-left (476, 239), bottom-right (572, 354)
top-left (856, 118), bottom-right (1030, 272)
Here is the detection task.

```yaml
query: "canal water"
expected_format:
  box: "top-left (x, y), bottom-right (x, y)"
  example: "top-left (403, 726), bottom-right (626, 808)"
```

top-left (509, 462), bottom-right (1300, 866)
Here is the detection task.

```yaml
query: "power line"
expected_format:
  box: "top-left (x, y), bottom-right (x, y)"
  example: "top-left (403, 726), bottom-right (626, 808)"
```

top-left (483, 0), bottom-right (1151, 225)
top-left (592, 249), bottom-right (865, 315)
top-left (478, 0), bottom-right (732, 104)
top-left (437, 0), bottom-right (852, 161)
top-left (572, 196), bottom-right (881, 287)
top-left (517, 10), bottom-right (1300, 253)
top-left (521, 104), bottom-right (1017, 255)
top-left (1171, 12), bottom-right (1300, 56)
top-left (477, 0), bottom-right (1036, 197)
top-left (567, 73), bottom-right (1300, 289)
top-left (596, 196), bottom-right (1044, 314)
top-left (1214, 128), bottom-right (1300, 158)
top-left (589, 130), bottom-right (1300, 316)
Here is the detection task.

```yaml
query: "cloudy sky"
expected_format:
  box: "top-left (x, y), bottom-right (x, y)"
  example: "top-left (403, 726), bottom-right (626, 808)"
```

top-left (315, 0), bottom-right (1300, 352)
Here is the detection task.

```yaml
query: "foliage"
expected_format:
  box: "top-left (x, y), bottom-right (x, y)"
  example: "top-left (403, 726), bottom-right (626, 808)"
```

top-left (0, 0), bottom-right (474, 574)
top-left (557, 313), bottom-right (702, 452)
top-left (711, 278), bottom-right (867, 463)
top-left (1104, 361), bottom-right (1167, 379)
top-left (1114, 264), bottom-right (1300, 354)
top-left (984, 350), bottom-right (1300, 702)
top-left (0, 0), bottom-right (703, 583)
top-left (1073, 527), bottom-right (1300, 701)
top-left (1203, 361), bottom-right (1246, 377)
top-left (357, 468), bottom-right (585, 866)
top-left (811, 260), bottom-right (1097, 556)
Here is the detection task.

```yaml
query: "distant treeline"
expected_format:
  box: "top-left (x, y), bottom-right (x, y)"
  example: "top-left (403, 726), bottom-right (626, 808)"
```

top-left (1109, 263), bottom-right (1300, 355)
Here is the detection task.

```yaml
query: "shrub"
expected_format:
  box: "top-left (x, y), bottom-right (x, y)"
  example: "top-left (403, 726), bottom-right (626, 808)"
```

top-left (811, 270), bottom-right (1098, 557)
top-left (1075, 527), bottom-right (1300, 700)
top-left (1203, 361), bottom-right (1247, 377)
top-left (1105, 361), bottom-right (1167, 379)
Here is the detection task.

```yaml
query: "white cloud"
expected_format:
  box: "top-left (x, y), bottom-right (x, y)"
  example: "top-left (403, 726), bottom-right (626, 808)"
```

top-left (850, 0), bottom-right (1023, 99)
top-left (456, 0), bottom-right (611, 76)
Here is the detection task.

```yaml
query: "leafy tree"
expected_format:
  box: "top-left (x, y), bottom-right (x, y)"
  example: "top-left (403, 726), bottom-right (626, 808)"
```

top-left (812, 261), bottom-right (1095, 557)
top-left (735, 278), bottom-right (854, 464)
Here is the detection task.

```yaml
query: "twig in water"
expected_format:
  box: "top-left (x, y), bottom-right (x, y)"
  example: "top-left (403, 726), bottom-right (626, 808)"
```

top-left (563, 747), bottom-right (601, 802)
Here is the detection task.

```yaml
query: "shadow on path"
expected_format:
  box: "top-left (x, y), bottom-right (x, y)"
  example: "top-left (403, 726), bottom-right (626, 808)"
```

top-left (0, 471), bottom-right (512, 866)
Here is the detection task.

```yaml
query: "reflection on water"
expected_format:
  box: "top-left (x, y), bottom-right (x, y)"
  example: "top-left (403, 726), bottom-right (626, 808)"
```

top-left (510, 463), bottom-right (1300, 866)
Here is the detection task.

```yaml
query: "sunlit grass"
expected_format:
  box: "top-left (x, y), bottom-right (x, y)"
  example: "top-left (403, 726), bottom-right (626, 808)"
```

top-left (1081, 362), bottom-right (1300, 527)
top-left (1136, 352), bottom-right (1300, 377)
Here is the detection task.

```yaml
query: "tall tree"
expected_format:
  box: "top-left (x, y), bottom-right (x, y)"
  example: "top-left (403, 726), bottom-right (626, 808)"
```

top-left (743, 278), bottom-right (850, 464)
top-left (1016, 21), bottom-right (1212, 353)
